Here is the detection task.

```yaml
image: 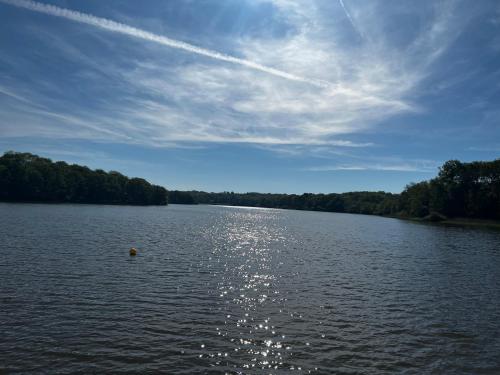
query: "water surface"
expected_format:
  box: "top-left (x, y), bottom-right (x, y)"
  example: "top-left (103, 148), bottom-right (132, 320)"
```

top-left (1, 203), bottom-right (500, 374)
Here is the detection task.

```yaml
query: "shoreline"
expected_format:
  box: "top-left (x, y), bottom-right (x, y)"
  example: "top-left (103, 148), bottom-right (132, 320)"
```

top-left (389, 214), bottom-right (500, 230)
top-left (438, 218), bottom-right (500, 230)
top-left (209, 204), bottom-right (500, 229)
top-left (3, 200), bottom-right (500, 229)
top-left (0, 200), bottom-right (168, 207)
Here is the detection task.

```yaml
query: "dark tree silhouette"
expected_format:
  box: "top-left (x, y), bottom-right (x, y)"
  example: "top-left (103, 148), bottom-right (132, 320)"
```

top-left (169, 159), bottom-right (500, 220)
top-left (2, 151), bottom-right (498, 219)
top-left (0, 151), bottom-right (168, 205)
top-left (399, 159), bottom-right (500, 220)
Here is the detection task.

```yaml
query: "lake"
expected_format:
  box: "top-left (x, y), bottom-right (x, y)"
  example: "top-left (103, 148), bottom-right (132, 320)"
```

top-left (1, 203), bottom-right (500, 374)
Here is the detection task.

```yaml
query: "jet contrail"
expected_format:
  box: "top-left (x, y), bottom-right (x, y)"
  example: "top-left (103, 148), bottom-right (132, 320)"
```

top-left (0, 0), bottom-right (330, 88)
top-left (338, 0), bottom-right (362, 38)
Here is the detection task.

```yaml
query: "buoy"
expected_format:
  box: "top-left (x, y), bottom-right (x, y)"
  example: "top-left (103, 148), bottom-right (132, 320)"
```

top-left (129, 247), bottom-right (137, 256)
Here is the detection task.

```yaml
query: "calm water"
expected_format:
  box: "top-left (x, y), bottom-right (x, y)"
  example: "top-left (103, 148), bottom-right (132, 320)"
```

top-left (1, 203), bottom-right (500, 374)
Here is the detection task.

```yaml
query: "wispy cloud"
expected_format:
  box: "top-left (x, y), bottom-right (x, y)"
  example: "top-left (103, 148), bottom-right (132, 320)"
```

top-left (468, 145), bottom-right (500, 152)
top-left (0, 0), bottom-right (468, 149)
top-left (0, 85), bottom-right (36, 105)
top-left (305, 164), bottom-right (437, 173)
top-left (0, 0), bottom-right (329, 88)
top-left (304, 158), bottom-right (440, 173)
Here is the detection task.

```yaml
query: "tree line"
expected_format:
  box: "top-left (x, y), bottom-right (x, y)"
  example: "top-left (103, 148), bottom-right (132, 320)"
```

top-left (399, 159), bottom-right (500, 220)
top-left (2, 151), bottom-right (498, 220)
top-left (169, 159), bottom-right (500, 221)
top-left (169, 189), bottom-right (399, 216)
top-left (0, 151), bottom-right (167, 205)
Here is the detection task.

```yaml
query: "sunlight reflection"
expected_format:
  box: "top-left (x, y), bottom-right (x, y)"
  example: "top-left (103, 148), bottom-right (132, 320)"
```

top-left (197, 209), bottom-right (317, 373)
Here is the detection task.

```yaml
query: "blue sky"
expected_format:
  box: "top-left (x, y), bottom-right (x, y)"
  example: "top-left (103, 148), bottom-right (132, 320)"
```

top-left (0, 0), bottom-right (499, 193)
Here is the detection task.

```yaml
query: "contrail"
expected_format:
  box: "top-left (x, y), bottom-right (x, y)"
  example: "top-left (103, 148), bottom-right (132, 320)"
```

top-left (338, 0), bottom-right (362, 38)
top-left (0, 0), bottom-right (330, 88)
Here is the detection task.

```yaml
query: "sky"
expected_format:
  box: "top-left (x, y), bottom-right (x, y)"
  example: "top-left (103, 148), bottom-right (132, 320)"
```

top-left (1, 0), bottom-right (499, 194)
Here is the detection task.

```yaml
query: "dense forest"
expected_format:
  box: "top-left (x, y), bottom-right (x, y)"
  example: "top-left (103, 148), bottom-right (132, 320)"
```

top-left (399, 159), bottom-right (500, 220)
top-left (1, 151), bottom-right (499, 220)
top-left (169, 159), bottom-right (500, 221)
top-left (0, 151), bottom-right (167, 205)
top-left (169, 189), bottom-right (399, 216)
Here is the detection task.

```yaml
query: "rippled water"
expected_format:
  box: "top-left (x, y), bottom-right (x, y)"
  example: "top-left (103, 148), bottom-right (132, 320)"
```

top-left (1, 203), bottom-right (500, 374)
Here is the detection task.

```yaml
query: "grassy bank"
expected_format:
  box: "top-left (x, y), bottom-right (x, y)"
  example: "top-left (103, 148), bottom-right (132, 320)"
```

top-left (438, 218), bottom-right (500, 230)
top-left (390, 214), bottom-right (500, 230)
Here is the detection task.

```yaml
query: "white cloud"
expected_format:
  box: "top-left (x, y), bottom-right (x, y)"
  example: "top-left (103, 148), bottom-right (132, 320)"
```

top-left (0, 0), bottom-right (467, 149)
top-left (0, 0), bottom-right (329, 87)
top-left (468, 145), bottom-right (500, 152)
top-left (304, 159), bottom-right (440, 173)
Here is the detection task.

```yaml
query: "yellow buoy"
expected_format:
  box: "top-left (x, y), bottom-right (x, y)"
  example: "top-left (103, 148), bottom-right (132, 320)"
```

top-left (129, 247), bottom-right (137, 256)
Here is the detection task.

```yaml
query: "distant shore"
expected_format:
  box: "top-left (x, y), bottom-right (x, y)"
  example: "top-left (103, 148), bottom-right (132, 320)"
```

top-left (203, 203), bottom-right (500, 230)
top-left (3, 152), bottom-right (499, 226)
top-left (3, 199), bottom-right (500, 229)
